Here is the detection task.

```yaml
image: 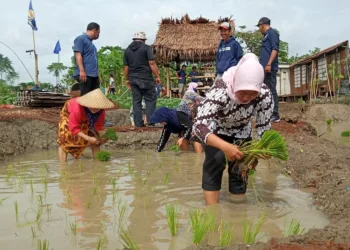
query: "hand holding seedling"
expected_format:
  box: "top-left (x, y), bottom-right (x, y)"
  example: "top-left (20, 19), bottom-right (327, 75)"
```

top-left (223, 143), bottom-right (244, 161)
top-left (176, 138), bottom-right (184, 148)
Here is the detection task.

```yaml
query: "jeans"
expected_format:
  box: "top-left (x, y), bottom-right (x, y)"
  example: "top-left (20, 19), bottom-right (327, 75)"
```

top-left (130, 78), bottom-right (156, 127)
top-left (264, 70), bottom-right (279, 117)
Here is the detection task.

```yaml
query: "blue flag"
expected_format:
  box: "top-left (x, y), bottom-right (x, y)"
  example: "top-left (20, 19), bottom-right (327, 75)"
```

top-left (53, 40), bottom-right (61, 54)
top-left (28, 0), bottom-right (38, 31)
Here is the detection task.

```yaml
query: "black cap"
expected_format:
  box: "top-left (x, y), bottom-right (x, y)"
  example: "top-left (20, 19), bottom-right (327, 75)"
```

top-left (256, 17), bottom-right (271, 27)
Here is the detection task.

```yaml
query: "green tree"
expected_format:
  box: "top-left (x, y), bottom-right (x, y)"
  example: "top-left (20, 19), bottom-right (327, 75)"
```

top-left (97, 46), bottom-right (125, 87)
top-left (287, 47), bottom-right (321, 64)
top-left (62, 56), bottom-right (76, 87)
top-left (0, 53), bottom-right (19, 83)
top-left (47, 62), bottom-right (67, 85)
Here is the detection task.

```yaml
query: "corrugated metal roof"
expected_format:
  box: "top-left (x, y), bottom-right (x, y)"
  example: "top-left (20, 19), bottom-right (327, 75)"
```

top-left (290, 40), bottom-right (348, 67)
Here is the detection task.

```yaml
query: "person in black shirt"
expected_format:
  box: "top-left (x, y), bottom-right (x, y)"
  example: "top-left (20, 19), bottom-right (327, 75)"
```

top-left (123, 32), bottom-right (161, 127)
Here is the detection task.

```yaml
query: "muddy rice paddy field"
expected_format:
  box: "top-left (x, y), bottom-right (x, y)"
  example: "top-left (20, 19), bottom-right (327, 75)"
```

top-left (0, 103), bottom-right (350, 250)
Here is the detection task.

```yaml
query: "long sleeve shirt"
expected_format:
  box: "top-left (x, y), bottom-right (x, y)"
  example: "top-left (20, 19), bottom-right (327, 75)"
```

top-left (193, 79), bottom-right (273, 144)
top-left (156, 111), bottom-right (193, 152)
top-left (68, 98), bottom-right (105, 134)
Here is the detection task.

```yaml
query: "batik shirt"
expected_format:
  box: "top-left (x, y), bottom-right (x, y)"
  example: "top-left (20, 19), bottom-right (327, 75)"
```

top-left (193, 79), bottom-right (273, 143)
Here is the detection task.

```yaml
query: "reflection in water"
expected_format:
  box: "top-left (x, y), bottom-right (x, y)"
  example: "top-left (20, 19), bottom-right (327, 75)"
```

top-left (0, 149), bottom-right (329, 250)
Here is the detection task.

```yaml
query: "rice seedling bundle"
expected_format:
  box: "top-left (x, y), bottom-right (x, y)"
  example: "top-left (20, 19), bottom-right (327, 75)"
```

top-left (239, 130), bottom-right (288, 168)
top-left (284, 218), bottom-right (305, 236)
top-left (165, 203), bottom-right (180, 236)
top-left (103, 128), bottom-right (118, 141)
top-left (189, 208), bottom-right (213, 245)
top-left (341, 130), bottom-right (350, 137)
top-left (96, 151), bottom-right (112, 161)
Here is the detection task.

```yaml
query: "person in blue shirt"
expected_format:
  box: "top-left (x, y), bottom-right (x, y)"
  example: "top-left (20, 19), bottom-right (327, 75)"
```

top-left (257, 17), bottom-right (280, 123)
top-left (177, 64), bottom-right (187, 98)
top-left (188, 66), bottom-right (199, 83)
top-left (216, 22), bottom-right (243, 79)
top-left (73, 22), bottom-right (100, 96)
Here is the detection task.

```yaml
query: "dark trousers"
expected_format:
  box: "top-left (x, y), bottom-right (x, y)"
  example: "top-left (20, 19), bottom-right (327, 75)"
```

top-left (74, 76), bottom-right (100, 96)
top-left (130, 78), bottom-right (156, 127)
top-left (264, 70), bottom-right (279, 117)
top-left (202, 135), bottom-right (250, 194)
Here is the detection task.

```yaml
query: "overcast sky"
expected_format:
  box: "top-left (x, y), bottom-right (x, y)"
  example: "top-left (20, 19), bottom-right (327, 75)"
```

top-left (1, 0), bottom-right (349, 84)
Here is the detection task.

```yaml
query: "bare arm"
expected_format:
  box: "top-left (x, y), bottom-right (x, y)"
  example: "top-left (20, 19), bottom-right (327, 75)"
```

top-left (149, 60), bottom-right (160, 78)
top-left (267, 50), bottom-right (278, 66)
top-left (124, 66), bottom-right (129, 81)
top-left (75, 52), bottom-right (85, 73)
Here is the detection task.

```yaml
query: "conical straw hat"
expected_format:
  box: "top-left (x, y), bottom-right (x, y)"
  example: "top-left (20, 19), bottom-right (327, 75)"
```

top-left (76, 89), bottom-right (115, 109)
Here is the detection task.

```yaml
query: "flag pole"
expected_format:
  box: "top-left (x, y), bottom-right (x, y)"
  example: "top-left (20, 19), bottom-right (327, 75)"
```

top-left (32, 29), bottom-right (39, 85)
top-left (57, 52), bottom-right (60, 86)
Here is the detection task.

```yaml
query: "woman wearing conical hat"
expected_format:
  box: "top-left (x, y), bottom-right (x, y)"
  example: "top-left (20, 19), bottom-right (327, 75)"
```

top-left (57, 89), bottom-right (116, 162)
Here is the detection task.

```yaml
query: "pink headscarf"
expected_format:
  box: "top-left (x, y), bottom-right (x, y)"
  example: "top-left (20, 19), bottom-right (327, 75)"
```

top-left (186, 82), bottom-right (198, 93)
top-left (222, 53), bottom-right (264, 104)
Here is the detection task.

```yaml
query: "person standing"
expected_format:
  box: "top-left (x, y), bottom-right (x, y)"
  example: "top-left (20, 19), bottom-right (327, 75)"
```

top-left (177, 64), bottom-right (187, 98)
top-left (257, 17), bottom-right (280, 122)
top-left (188, 66), bottom-right (199, 83)
top-left (73, 22), bottom-right (100, 96)
top-left (216, 22), bottom-right (243, 80)
top-left (108, 74), bottom-right (116, 95)
top-left (123, 32), bottom-right (161, 127)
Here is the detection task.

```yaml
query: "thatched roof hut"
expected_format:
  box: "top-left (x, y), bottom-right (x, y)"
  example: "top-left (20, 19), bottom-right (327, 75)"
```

top-left (152, 15), bottom-right (235, 64)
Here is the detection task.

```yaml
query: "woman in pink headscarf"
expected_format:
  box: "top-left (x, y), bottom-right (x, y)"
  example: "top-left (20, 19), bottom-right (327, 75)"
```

top-left (193, 53), bottom-right (273, 205)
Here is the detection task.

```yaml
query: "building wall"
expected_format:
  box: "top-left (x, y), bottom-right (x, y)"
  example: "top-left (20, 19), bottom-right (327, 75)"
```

top-left (289, 45), bottom-right (348, 99)
top-left (276, 68), bottom-right (291, 96)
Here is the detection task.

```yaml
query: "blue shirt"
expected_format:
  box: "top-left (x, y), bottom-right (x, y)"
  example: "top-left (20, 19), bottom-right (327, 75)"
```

top-left (216, 37), bottom-right (243, 74)
top-left (177, 69), bottom-right (187, 84)
top-left (73, 34), bottom-right (98, 77)
top-left (259, 28), bottom-right (280, 71)
top-left (188, 71), bottom-right (199, 82)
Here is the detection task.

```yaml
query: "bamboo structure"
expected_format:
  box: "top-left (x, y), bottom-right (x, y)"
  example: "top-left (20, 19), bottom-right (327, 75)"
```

top-left (16, 90), bottom-right (70, 108)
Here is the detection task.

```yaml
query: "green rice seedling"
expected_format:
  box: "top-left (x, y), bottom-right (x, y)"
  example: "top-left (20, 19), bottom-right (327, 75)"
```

top-left (143, 196), bottom-right (152, 209)
top-left (119, 226), bottom-right (139, 250)
top-left (189, 208), bottom-right (213, 245)
top-left (284, 218), bottom-right (305, 236)
top-left (96, 236), bottom-right (107, 250)
top-left (218, 220), bottom-right (235, 247)
top-left (79, 161), bottom-right (83, 172)
top-left (36, 208), bottom-right (44, 222)
top-left (103, 128), bottom-right (119, 141)
top-left (206, 209), bottom-right (216, 233)
top-left (31, 226), bottom-right (37, 238)
top-left (93, 186), bottom-right (98, 195)
top-left (118, 167), bottom-right (124, 174)
top-left (60, 169), bottom-right (68, 181)
top-left (42, 178), bottom-right (48, 194)
top-left (169, 145), bottom-right (180, 152)
top-left (96, 151), bottom-right (112, 161)
top-left (112, 191), bottom-right (117, 206)
top-left (110, 178), bottom-right (117, 189)
top-left (0, 197), bottom-right (8, 207)
top-left (164, 173), bottom-right (170, 185)
top-left (142, 178), bottom-right (148, 185)
top-left (118, 201), bottom-right (128, 226)
top-left (70, 222), bottom-right (77, 236)
top-left (30, 179), bottom-right (34, 195)
top-left (242, 213), bottom-right (265, 244)
top-left (67, 193), bottom-right (72, 204)
top-left (6, 165), bottom-right (15, 183)
top-left (14, 201), bottom-right (19, 221)
top-left (37, 195), bottom-right (43, 206)
top-left (165, 203), bottom-right (180, 236)
top-left (326, 118), bottom-right (333, 126)
top-left (341, 130), bottom-right (350, 137)
top-left (16, 175), bottom-right (25, 192)
top-left (86, 202), bottom-right (92, 209)
top-left (238, 130), bottom-right (288, 171)
top-left (100, 219), bottom-right (107, 230)
top-left (150, 185), bottom-right (156, 192)
top-left (46, 205), bottom-right (52, 221)
top-left (37, 239), bottom-right (49, 250)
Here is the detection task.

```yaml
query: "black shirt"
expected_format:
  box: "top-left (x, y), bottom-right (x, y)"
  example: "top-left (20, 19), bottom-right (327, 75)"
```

top-left (123, 41), bottom-right (155, 81)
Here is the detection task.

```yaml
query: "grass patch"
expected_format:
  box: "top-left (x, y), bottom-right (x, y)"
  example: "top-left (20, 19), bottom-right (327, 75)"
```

top-left (242, 213), bottom-right (265, 244)
top-left (96, 150), bottom-right (112, 161)
top-left (165, 203), bottom-right (180, 236)
top-left (284, 218), bottom-right (305, 236)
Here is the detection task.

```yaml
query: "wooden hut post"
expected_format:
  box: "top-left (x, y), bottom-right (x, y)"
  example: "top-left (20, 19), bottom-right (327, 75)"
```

top-left (166, 65), bottom-right (170, 98)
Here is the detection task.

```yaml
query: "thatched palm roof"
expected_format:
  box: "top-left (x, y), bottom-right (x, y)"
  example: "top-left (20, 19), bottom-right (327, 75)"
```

top-left (152, 15), bottom-right (235, 63)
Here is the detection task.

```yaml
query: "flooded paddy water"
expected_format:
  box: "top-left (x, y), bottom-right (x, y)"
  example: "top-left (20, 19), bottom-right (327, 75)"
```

top-left (0, 149), bottom-right (329, 250)
top-left (311, 121), bottom-right (350, 144)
